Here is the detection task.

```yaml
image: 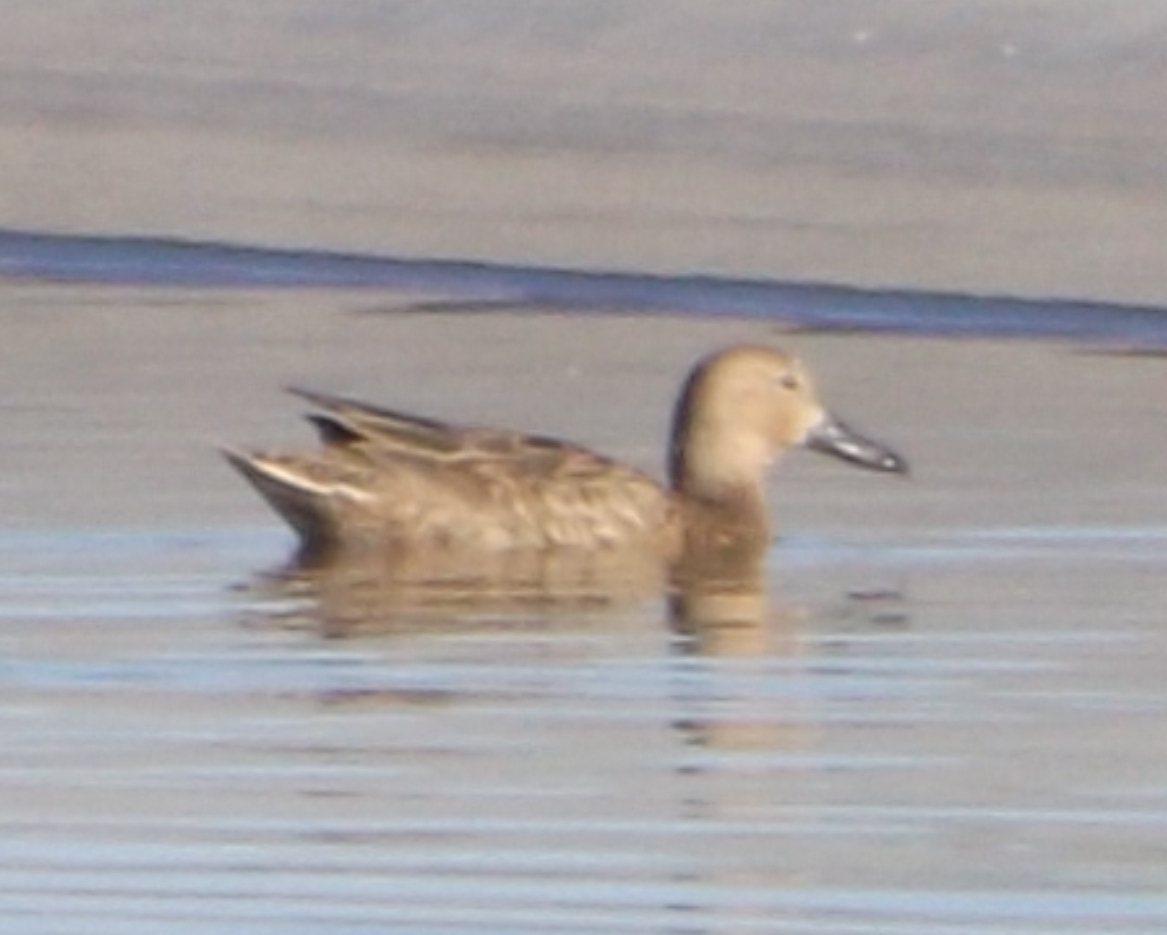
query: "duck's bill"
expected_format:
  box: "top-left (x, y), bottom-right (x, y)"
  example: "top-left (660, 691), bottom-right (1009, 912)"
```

top-left (805, 414), bottom-right (909, 475)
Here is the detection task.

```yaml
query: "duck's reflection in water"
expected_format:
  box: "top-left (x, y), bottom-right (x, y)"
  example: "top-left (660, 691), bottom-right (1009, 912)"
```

top-left (241, 547), bottom-right (821, 929)
top-left (240, 542), bottom-right (819, 761)
top-left (668, 553), bottom-right (810, 757)
top-left (243, 544), bottom-right (676, 638)
top-left (240, 538), bottom-right (804, 641)
top-left (241, 546), bottom-right (814, 765)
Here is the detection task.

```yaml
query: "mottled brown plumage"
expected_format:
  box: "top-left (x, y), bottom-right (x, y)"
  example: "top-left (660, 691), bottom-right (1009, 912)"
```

top-left (224, 345), bottom-right (906, 566)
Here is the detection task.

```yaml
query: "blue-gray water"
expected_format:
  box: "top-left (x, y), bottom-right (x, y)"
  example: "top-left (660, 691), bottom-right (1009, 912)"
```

top-left (2, 265), bottom-right (1167, 934)
top-left (5, 228), bottom-right (1167, 345)
top-left (3, 522), bottom-right (1167, 934)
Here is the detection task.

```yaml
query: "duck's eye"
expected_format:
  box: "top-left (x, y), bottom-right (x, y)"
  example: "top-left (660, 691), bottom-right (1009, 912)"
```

top-left (779, 374), bottom-right (800, 391)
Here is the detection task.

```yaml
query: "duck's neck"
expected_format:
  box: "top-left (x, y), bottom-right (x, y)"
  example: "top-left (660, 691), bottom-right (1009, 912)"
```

top-left (675, 482), bottom-right (771, 559)
top-left (668, 382), bottom-right (774, 557)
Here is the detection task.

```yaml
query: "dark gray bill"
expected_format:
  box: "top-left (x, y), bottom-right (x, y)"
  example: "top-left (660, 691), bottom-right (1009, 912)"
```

top-left (805, 414), bottom-right (909, 474)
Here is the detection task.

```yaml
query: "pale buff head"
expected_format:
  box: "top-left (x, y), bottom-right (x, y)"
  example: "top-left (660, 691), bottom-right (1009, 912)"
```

top-left (668, 345), bottom-right (906, 501)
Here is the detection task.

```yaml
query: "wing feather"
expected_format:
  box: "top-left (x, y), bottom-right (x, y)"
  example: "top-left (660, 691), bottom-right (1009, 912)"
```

top-left (289, 386), bottom-right (621, 478)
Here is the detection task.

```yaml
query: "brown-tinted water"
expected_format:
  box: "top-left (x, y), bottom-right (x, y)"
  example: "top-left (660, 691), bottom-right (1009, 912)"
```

top-left (3, 285), bottom-right (1167, 932)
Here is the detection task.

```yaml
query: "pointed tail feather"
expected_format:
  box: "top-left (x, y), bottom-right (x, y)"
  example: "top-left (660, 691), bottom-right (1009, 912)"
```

top-left (221, 448), bottom-right (342, 552)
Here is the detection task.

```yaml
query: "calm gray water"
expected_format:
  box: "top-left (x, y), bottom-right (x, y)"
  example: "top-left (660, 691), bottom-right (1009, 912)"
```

top-left (2, 277), bottom-right (1167, 933)
top-left (2, 520), bottom-right (1166, 934)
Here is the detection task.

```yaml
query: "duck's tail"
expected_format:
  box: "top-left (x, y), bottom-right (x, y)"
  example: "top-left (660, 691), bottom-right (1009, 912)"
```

top-left (222, 448), bottom-right (346, 555)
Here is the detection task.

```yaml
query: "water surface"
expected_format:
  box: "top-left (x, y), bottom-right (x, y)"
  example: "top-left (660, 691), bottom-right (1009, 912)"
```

top-left (2, 285), bottom-right (1166, 932)
top-left (4, 229), bottom-right (1167, 345)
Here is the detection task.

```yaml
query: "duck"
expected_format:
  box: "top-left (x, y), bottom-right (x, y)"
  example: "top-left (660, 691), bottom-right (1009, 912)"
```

top-left (224, 345), bottom-right (907, 566)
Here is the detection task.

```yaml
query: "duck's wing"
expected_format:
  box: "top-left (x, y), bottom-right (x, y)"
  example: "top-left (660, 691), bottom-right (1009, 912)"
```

top-left (288, 386), bottom-right (615, 476)
top-left (288, 386), bottom-right (478, 458)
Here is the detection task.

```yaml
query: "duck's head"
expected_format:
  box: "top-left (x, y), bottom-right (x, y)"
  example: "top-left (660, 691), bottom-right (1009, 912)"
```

top-left (668, 345), bottom-right (907, 503)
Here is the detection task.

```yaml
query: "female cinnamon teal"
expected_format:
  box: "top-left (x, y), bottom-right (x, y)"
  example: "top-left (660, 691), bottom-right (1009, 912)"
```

top-left (224, 345), bottom-right (906, 563)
